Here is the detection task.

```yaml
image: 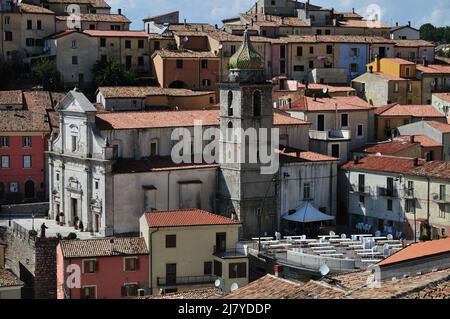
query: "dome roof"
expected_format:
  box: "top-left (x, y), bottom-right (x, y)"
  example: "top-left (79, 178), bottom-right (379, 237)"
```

top-left (228, 30), bottom-right (264, 70)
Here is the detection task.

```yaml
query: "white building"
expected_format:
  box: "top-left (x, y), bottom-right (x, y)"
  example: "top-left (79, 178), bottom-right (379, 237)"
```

top-left (390, 24), bottom-right (420, 40)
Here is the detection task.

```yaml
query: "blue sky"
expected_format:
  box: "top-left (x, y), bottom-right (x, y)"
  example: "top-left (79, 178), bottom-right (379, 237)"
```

top-left (107, 0), bottom-right (450, 30)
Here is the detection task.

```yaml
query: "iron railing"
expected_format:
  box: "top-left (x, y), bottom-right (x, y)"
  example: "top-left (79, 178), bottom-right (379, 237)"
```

top-left (156, 275), bottom-right (216, 287)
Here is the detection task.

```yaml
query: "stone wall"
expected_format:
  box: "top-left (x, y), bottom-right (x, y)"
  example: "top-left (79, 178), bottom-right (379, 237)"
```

top-left (0, 202), bottom-right (49, 218)
top-left (34, 238), bottom-right (59, 299)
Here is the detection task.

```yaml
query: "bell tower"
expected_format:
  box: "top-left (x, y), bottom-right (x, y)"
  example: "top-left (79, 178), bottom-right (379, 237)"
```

top-left (217, 31), bottom-right (277, 239)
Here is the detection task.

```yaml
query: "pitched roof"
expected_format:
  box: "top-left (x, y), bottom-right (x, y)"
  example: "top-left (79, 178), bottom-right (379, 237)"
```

top-left (278, 148), bottom-right (339, 163)
top-left (426, 121), bottom-right (450, 133)
top-left (287, 96), bottom-right (372, 112)
top-left (378, 238), bottom-right (450, 267)
top-left (0, 90), bottom-right (23, 105)
top-left (240, 13), bottom-right (309, 27)
top-left (56, 14), bottom-right (131, 23)
top-left (399, 135), bottom-right (442, 148)
top-left (382, 58), bottom-right (416, 65)
top-left (278, 35), bottom-right (393, 44)
top-left (374, 104), bottom-right (446, 118)
top-left (394, 39), bottom-right (435, 47)
top-left (44, 0), bottom-right (110, 8)
top-left (337, 19), bottom-right (390, 29)
top-left (433, 93), bottom-right (450, 103)
top-left (390, 25), bottom-right (420, 32)
top-left (358, 140), bottom-right (418, 155)
top-left (96, 109), bottom-right (309, 130)
top-left (153, 49), bottom-right (218, 59)
top-left (83, 30), bottom-right (148, 38)
top-left (407, 161), bottom-right (450, 179)
top-left (416, 64), bottom-right (450, 74)
top-left (341, 155), bottom-right (425, 174)
top-left (112, 157), bottom-right (219, 174)
top-left (144, 209), bottom-right (241, 228)
top-left (306, 84), bottom-right (356, 94)
top-left (98, 86), bottom-right (214, 99)
top-left (144, 288), bottom-right (222, 299)
top-left (0, 269), bottom-right (23, 288)
top-left (59, 237), bottom-right (149, 258)
top-left (19, 3), bottom-right (55, 14)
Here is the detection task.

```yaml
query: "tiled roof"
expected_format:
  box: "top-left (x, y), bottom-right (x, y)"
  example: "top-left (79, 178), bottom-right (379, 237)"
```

top-left (374, 104), bottom-right (446, 118)
top-left (407, 161), bottom-right (450, 179)
top-left (144, 209), bottom-right (241, 228)
top-left (0, 90), bottom-right (23, 105)
top-left (278, 148), bottom-right (339, 163)
top-left (112, 157), bottom-right (219, 174)
top-left (153, 49), bottom-right (218, 59)
top-left (240, 13), bottom-right (309, 27)
top-left (44, 0), bottom-right (110, 8)
top-left (19, 3), bottom-right (55, 14)
top-left (341, 155), bottom-right (425, 174)
top-left (278, 35), bottom-right (393, 44)
top-left (155, 23), bottom-right (216, 32)
top-left (337, 19), bottom-right (390, 28)
top-left (399, 135), bottom-right (442, 148)
top-left (404, 280), bottom-right (450, 299)
top-left (144, 288), bottom-right (222, 299)
top-left (59, 237), bottom-right (149, 258)
top-left (426, 121), bottom-right (450, 133)
top-left (416, 64), bottom-right (450, 74)
top-left (287, 96), bottom-right (372, 112)
top-left (358, 140), bottom-right (417, 155)
top-left (306, 84), bottom-right (355, 93)
top-left (206, 30), bottom-right (273, 43)
top-left (382, 58), bottom-right (416, 65)
top-left (0, 269), bottom-right (23, 288)
top-left (378, 238), bottom-right (450, 267)
top-left (56, 14), bottom-right (130, 23)
top-left (98, 86), bottom-right (215, 99)
top-left (433, 93), bottom-right (450, 103)
top-left (96, 109), bottom-right (309, 130)
top-left (83, 30), bottom-right (148, 38)
top-left (394, 39), bottom-right (435, 47)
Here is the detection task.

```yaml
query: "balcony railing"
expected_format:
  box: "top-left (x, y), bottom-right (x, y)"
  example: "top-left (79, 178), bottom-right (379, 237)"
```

top-left (378, 187), bottom-right (398, 198)
top-left (404, 188), bottom-right (415, 198)
top-left (213, 246), bottom-right (247, 259)
top-left (309, 129), bottom-right (351, 141)
top-left (156, 275), bottom-right (216, 287)
top-left (433, 193), bottom-right (450, 204)
top-left (351, 184), bottom-right (371, 195)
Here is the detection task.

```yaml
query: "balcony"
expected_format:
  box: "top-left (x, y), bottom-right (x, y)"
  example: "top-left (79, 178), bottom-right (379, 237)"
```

top-left (351, 184), bottom-right (371, 195)
top-left (213, 246), bottom-right (247, 259)
top-left (309, 129), bottom-right (351, 141)
top-left (433, 193), bottom-right (450, 204)
top-left (156, 275), bottom-right (217, 287)
top-left (378, 187), bottom-right (398, 198)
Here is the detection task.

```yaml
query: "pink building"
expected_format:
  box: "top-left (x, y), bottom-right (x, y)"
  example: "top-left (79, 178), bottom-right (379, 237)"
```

top-left (56, 237), bottom-right (149, 299)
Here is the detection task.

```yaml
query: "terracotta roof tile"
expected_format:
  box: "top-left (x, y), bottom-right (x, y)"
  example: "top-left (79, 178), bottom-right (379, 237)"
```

top-left (144, 209), bottom-right (241, 228)
top-left (98, 87), bottom-right (214, 99)
top-left (0, 90), bottom-right (23, 105)
top-left (337, 20), bottom-right (390, 28)
top-left (341, 155), bottom-right (426, 174)
top-left (433, 93), bottom-right (450, 103)
top-left (56, 14), bottom-right (130, 23)
top-left (395, 39), bottom-right (435, 47)
top-left (19, 3), bottom-right (55, 14)
top-left (407, 161), bottom-right (450, 179)
top-left (241, 13), bottom-right (309, 27)
top-left (306, 84), bottom-right (356, 93)
top-left (83, 30), bottom-right (148, 38)
top-left (358, 140), bottom-right (418, 155)
top-left (96, 110), bottom-right (309, 130)
top-left (399, 135), bottom-right (442, 148)
top-left (426, 121), bottom-right (450, 133)
top-left (375, 104), bottom-right (446, 118)
top-left (378, 238), bottom-right (450, 267)
top-left (278, 148), bottom-right (339, 163)
top-left (382, 58), bottom-right (416, 65)
top-left (59, 237), bottom-right (149, 258)
top-left (0, 269), bottom-right (23, 288)
top-left (416, 64), bottom-right (450, 74)
top-left (45, 0), bottom-right (110, 8)
top-left (153, 49), bottom-right (218, 59)
top-left (287, 96), bottom-right (372, 112)
top-left (144, 288), bottom-right (222, 299)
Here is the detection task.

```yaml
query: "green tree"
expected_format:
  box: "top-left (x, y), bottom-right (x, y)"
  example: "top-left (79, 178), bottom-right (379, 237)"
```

top-left (92, 60), bottom-right (137, 86)
top-left (32, 58), bottom-right (61, 90)
top-left (420, 23), bottom-right (438, 42)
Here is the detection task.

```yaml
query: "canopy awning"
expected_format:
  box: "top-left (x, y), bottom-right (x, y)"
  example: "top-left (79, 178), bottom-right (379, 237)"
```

top-left (282, 203), bottom-right (335, 224)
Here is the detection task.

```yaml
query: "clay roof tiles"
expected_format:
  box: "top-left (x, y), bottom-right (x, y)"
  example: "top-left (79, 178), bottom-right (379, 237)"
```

top-left (144, 209), bottom-right (241, 228)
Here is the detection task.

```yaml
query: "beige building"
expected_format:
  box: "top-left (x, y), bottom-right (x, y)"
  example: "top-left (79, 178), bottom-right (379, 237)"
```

top-left (139, 209), bottom-right (248, 295)
top-left (55, 13), bottom-right (131, 32)
top-left (405, 162), bottom-right (450, 240)
top-left (42, 0), bottom-right (112, 15)
top-left (0, 3), bottom-right (56, 62)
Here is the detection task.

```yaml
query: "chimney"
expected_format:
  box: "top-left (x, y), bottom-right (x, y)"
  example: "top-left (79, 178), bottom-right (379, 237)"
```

top-left (423, 58), bottom-right (429, 67)
top-left (410, 135), bottom-right (415, 143)
top-left (274, 264), bottom-right (282, 277)
top-left (109, 239), bottom-right (114, 253)
top-left (408, 21), bottom-right (411, 27)
top-left (352, 8), bottom-right (355, 13)
top-left (118, 8), bottom-right (122, 15)
top-left (354, 157), bottom-right (360, 165)
top-left (184, 18), bottom-right (187, 26)
top-left (288, 98), bottom-right (292, 109)
top-left (413, 158), bottom-right (419, 167)
top-left (313, 93), bottom-right (317, 101)
top-left (396, 22), bottom-right (399, 27)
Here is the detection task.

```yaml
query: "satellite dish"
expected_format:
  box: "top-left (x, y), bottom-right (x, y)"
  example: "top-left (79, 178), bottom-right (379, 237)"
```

top-left (215, 279), bottom-right (222, 288)
top-left (218, 44), bottom-right (223, 50)
top-left (182, 36), bottom-right (189, 43)
top-left (319, 264), bottom-right (330, 277)
top-left (230, 283), bottom-right (239, 292)
top-left (322, 87), bottom-right (329, 94)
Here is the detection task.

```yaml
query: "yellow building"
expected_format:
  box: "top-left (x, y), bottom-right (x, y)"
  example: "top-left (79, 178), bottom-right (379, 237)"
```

top-left (367, 57), bottom-right (417, 78)
top-left (139, 209), bottom-right (248, 296)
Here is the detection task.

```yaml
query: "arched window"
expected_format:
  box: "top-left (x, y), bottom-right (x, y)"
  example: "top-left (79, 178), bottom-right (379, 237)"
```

top-left (253, 90), bottom-right (262, 116)
top-left (227, 91), bottom-right (233, 116)
top-left (25, 180), bottom-right (35, 199)
top-left (227, 121), bottom-right (233, 129)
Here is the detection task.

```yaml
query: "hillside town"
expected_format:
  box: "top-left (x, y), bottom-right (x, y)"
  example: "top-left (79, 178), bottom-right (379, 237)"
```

top-left (0, 0), bottom-right (449, 301)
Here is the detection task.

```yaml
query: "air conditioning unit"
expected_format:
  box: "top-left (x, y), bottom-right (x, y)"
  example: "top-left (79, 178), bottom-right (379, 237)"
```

top-left (137, 289), bottom-right (145, 297)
